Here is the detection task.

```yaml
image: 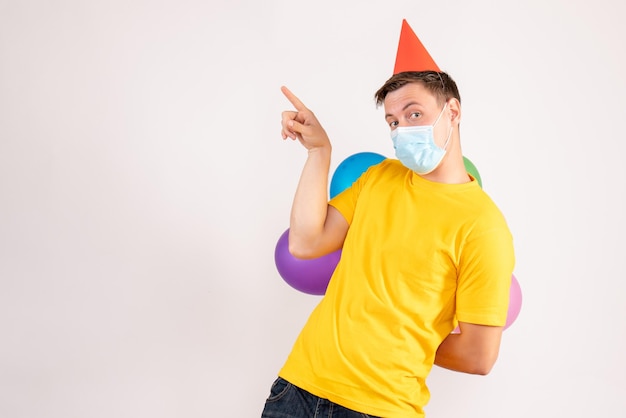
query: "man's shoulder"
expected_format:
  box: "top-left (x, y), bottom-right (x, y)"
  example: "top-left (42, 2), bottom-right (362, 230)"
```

top-left (366, 158), bottom-right (406, 178)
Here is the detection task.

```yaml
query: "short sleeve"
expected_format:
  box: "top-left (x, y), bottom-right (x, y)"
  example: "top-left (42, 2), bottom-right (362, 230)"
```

top-left (455, 227), bottom-right (515, 326)
top-left (328, 160), bottom-right (387, 225)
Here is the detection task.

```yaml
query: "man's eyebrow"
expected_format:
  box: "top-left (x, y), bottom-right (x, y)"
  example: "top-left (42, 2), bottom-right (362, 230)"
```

top-left (385, 102), bottom-right (422, 119)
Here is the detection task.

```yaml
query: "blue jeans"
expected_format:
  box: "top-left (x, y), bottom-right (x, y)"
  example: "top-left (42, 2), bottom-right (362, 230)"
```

top-left (261, 377), bottom-right (379, 418)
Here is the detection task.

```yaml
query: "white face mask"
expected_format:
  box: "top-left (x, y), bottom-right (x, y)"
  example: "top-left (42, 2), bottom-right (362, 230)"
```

top-left (390, 103), bottom-right (452, 175)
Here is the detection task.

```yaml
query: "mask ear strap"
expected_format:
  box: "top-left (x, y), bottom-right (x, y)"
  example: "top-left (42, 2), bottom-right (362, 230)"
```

top-left (441, 125), bottom-right (453, 151)
top-left (433, 102), bottom-right (448, 126)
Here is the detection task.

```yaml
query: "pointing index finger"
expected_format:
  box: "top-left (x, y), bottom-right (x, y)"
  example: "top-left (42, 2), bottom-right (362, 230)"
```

top-left (281, 86), bottom-right (307, 111)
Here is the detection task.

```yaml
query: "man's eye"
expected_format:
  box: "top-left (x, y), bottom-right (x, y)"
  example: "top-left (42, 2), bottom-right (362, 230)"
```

top-left (389, 121), bottom-right (399, 128)
top-left (409, 112), bottom-right (421, 119)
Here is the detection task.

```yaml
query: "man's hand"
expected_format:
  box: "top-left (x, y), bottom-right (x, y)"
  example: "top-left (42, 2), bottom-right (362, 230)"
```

top-left (281, 86), bottom-right (331, 151)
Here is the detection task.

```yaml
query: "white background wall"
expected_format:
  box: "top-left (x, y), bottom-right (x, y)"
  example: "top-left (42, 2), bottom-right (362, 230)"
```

top-left (1, 0), bottom-right (625, 417)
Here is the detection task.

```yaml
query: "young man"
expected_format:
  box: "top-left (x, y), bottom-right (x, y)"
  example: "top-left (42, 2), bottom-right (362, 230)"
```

top-left (262, 24), bottom-right (514, 418)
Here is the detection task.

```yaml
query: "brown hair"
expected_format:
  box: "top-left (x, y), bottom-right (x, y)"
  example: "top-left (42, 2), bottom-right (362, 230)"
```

top-left (374, 71), bottom-right (461, 107)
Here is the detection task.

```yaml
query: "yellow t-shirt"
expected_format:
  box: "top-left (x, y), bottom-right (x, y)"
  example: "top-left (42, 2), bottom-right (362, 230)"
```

top-left (279, 159), bottom-right (515, 417)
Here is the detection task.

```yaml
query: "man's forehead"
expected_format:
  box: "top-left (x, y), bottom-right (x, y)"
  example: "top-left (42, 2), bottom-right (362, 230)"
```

top-left (384, 84), bottom-right (437, 112)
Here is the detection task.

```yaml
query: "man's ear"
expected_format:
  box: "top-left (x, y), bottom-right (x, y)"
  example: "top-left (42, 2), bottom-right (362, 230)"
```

top-left (448, 98), bottom-right (461, 125)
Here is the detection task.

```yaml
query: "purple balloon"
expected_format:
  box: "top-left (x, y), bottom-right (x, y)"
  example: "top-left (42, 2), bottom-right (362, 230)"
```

top-left (274, 228), bottom-right (341, 295)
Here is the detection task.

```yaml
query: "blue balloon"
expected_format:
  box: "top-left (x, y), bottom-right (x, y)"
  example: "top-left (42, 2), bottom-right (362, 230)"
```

top-left (330, 152), bottom-right (386, 198)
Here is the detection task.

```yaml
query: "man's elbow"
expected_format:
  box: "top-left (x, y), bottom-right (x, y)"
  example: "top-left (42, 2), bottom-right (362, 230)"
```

top-left (288, 239), bottom-right (322, 259)
top-left (288, 231), bottom-right (333, 259)
top-left (289, 243), bottom-right (315, 259)
top-left (467, 353), bottom-right (499, 376)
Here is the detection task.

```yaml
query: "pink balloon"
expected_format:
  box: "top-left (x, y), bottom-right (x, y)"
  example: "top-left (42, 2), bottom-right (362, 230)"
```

top-left (274, 229), bottom-right (341, 295)
top-left (505, 274), bottom-right (523, 330)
